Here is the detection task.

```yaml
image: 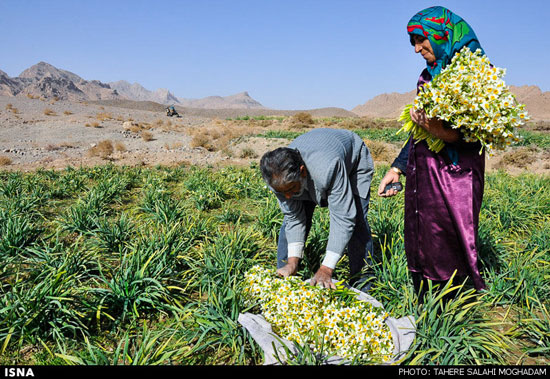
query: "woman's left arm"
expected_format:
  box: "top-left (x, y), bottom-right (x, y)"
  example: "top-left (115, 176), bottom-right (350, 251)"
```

top-left (410, 107), bottom-right (460, 143)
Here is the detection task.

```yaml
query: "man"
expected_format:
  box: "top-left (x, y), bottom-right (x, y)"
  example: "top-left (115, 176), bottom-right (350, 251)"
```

top-left (259, 128), bottom-right (375, 289)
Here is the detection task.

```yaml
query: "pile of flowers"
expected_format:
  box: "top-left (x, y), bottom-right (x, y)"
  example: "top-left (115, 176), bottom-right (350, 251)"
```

top-left (242, 265), bottom-right (394, 362)
top-left (398, 46), bottom-right (529, 155)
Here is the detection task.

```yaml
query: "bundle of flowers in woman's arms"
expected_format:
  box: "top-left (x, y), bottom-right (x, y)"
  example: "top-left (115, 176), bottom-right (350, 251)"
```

top-left (242, 265), bottom-right (394, 362)
top-left (398, 46), bottom-right (529, 154)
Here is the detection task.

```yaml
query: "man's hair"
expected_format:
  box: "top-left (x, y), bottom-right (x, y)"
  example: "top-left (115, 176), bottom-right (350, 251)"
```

top-left (259, 147), bottom-right (304, 189)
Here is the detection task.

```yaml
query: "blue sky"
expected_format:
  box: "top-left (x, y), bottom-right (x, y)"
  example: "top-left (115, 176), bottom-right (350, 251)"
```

top-left (1, 0), bottom-right (549, 110)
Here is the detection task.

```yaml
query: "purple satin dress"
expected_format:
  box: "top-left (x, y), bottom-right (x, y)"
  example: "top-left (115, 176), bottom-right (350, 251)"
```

top-left (404, 70), bottom-right (487, 290)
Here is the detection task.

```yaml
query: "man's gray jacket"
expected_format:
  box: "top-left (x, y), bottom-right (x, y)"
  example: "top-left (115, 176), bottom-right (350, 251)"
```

top-left (271, 128), bottom-right (374, 269)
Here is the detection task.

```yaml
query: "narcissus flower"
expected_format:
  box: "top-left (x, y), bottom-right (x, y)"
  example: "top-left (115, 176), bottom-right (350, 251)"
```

top-left (398, 47), bottom-right (529, 155)
top-left (242, 265), bottom-right (394, 362)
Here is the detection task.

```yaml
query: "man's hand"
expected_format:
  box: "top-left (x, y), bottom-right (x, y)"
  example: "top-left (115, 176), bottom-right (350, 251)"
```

top-left (310, 265), bottom-right (336, 289)
top-left (276, 257), bottom-right (300, 277)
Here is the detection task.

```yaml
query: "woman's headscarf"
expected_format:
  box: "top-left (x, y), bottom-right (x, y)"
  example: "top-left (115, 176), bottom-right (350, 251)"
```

top-left (407, 6), bottom-right (484, 77)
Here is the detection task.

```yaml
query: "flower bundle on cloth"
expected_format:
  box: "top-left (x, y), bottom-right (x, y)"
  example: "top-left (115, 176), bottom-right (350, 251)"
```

top-left (241, 265), bottom-right (394, 363)
top-left (398, 47), bottom-right (529, 155)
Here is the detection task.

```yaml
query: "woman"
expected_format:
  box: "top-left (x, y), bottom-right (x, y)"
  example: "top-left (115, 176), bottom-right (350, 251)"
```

top-left (378, 6), bottom-right (487, 298)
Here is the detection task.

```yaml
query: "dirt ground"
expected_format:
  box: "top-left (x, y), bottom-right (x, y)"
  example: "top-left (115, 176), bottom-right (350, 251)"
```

top-left (1, 96), bottom-right (549, 176)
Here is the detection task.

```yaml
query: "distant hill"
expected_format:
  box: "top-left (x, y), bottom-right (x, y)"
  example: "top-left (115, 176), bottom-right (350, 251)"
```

top-left (1, 62), bottom-right (119, 101)
top-left (352, 90), bottom-right (416, 120)
top-left (0, 62), bottom-right (266, 109)
top-left (509, 85), bottom-right (550, 121)
top-left (90, 99), bottom-right (358, 119)
top-left (176, 91), bottom-right (266, 109)
top-left (353, 85), bottom-right (550, 121)
top-left (108, 80), bottom-right (180, 105)
top-left (109, 80), bottom-right (266, 109)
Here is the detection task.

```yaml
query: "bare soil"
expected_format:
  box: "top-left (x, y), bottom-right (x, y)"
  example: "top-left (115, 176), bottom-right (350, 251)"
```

top-left (1, 96), bottom-right (549, 176)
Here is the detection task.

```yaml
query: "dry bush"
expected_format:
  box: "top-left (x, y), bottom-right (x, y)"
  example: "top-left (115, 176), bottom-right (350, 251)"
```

top-left (5, 104), bottom-right (19, 114)
top-left (45, 144), bottom-right (61, 152)
top-left (85, 123), bottom-right (91, 127)
top-left (91, 122), bottom-right (101, 128)
top-left (0, 156), bottom-right (12, 165)
top-left (257, 119), bottom-right (274, 128)
top-left (187, 123), bottom-right (257, 152)
top-left (59, 142), bottom-right (74, 149)
top-left (46, 142), bottom-right (74, 151)
top-left (63, 110), bottom-right (73, 115)
top-left (114, 141), bottom-right (127, 152)
top-left (129, 125), bottom-right (142, 133)
top-left (240, 147), bottom-right (258, 159)
top-left (88, 140), bottom-right (114, 159)
top-left (334, 117), bottom-right (401, 130)
top-left (164, 142), bottom-right (183, 150)
top-left (43, 108), bottom-right (56, 116)
top-left (527, 120), bottom-right (550, 131)
top-left (96, 112), bottom-right (113, 121)
top-left (495, 147), bottom-right (538, 169)
top-left (26, 93), bottom-right (39, 99)
top-left (190, 133), bottom-right (213, 150)
top-left (291, 112), bottom-right (314, 126)
top-left (141, 131), bottom-right (154, 141)
top-left (364, 139), bottom-right (396, 162)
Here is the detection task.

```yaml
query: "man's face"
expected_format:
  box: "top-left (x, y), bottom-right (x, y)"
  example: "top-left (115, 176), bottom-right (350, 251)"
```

top-left (274, 176), bottom-right (306, 199)
top-left (272, 165), bottom-right (307, 199)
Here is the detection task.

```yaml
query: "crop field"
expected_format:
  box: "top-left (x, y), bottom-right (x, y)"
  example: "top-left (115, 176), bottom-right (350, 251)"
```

top-left (0, 128), bottom-right (549, 365)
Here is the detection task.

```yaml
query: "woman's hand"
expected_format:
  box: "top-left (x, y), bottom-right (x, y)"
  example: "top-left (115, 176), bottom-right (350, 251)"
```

top-left (410, 107), bottom-right (459, 143)
top-left (378, 169), bottom-right (401, 197)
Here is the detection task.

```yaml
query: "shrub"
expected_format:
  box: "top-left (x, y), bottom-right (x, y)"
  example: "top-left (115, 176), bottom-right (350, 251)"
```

top-left (240, 147), bottom-right (257, 159)
top-left (96, 112), bottom-right (113, 121)
top-left (0, 156), bottom-right (12, 166)
top-left (291, 112), bottom-right (314, 126)
top-left (88, 140), bottom-right (114, 159)
top-left (114, 141), bottom-right (127, 152)
top-left (141, 131), bottom-right (154, 141)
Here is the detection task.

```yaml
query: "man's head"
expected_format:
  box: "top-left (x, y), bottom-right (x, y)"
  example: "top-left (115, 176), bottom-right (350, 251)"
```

top-left (260, 147), bottom-right (308, 199)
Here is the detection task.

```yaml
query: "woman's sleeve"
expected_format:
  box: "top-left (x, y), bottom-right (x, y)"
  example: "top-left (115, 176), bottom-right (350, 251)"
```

top-left (391, 137), bottom-right (411, 175)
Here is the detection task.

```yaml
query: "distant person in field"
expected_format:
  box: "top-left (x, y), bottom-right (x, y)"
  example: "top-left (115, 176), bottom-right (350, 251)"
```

top-left (260, 128), bottom-right (374, 290)
top-left (378, 6), bottom-right (487, 300)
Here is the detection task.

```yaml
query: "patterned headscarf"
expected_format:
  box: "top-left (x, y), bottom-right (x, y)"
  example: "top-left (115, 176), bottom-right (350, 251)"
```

top-left (407, 6), bottom-right (484, 77)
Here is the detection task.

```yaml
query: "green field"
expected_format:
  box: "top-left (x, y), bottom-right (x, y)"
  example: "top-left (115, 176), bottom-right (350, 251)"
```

top-left (0, 158), bottom-right (548, 365)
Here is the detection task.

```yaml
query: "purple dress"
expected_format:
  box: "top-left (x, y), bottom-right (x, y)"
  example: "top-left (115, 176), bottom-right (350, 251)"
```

top-left (404, 70), bottom-right (487, 290)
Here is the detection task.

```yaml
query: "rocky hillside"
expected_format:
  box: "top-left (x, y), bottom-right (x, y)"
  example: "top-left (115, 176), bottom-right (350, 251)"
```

top-left (1, 62), bottom-right (120, 101)
top-left (109, 80), bottom-right (180, 105)
top-left (353, 85), bottom-right (550, 121)
top-left (1, 62), bottom-right (266, 109)
top-left (176, 92), bottom-right (266, 109)
top-left (352, 90), bottom-right (416, 119)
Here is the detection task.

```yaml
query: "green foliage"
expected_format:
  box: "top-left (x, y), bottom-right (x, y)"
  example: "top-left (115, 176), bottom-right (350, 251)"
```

top-left (0, 164), bottom-right (547, 365)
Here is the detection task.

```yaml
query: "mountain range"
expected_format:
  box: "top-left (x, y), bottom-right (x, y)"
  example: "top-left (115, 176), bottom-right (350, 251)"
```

top-left (1, 62), bottom-right (549, 119)
top-left (108, 80), bottom-right (265, 109)
top-left (0, 62), bottom-right (266, 109)
top-left (352, 85), bottom-right (550, 121)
